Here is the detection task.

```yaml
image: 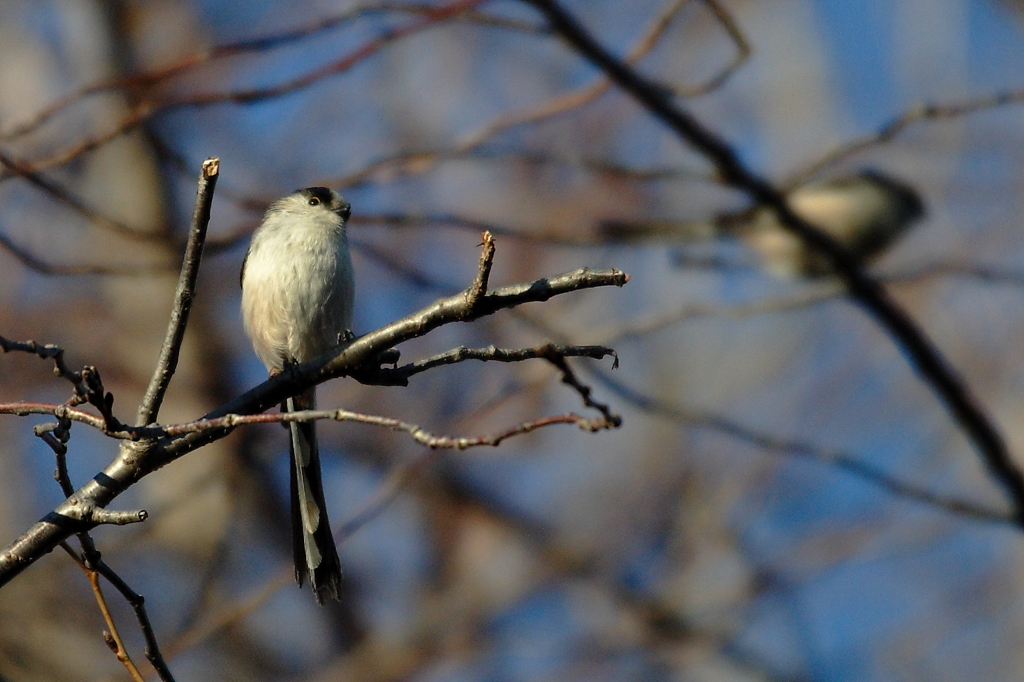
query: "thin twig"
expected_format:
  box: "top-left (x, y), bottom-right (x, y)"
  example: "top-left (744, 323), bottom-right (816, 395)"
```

top-left (787, 89), bottom-right (1024, 188)
top-left (1, 0), bottom-right (490, 179)
top-left (465, 231), bottom-right (496, 309)
top-left (587, 367), bottom-right (1014, 526)
top-left (157, 406), bottom-right (616, 448)
top-left (0, 2), bottom-right (544, 142)
top-left (0, 336), bottom-right (86, 396)
top-left (381, 342), bottom-right (618, 384)
top-left (541, 348), bottom-right (621, 426)
top-left (0, 402), bottom-right (110, 431)
top-left (137, 158), bottom-right (219, 426)
top-left (86, 552), bottom-right (176, 681)
top-left (60, 543), bottom-right (147, 682)
top-left (457, 0), bottom-right (694, 151)
top-left (680, 0), bottom-right (751, 97)
top-left (592, 284), bottom-right (844, 345)
top-left (520, 0), bottom-right (1024, 524)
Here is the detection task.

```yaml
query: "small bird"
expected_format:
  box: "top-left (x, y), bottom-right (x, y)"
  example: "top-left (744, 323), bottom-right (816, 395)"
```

top-left (600, 170), bottom-right (925, 278)
top-left (744, 170), bottom-right (924, 278)
top-left (241, 187), bottom-right (353, 604)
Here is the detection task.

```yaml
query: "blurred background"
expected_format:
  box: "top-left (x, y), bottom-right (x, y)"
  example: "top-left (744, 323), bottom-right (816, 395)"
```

top-left (2, 0), bottom-right (1024, 680)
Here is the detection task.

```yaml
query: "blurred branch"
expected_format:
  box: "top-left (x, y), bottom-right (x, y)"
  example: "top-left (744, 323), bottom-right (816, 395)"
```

top-left (458, 0), bottom-right (748, 150)
top-left (456, 0), bottom-right (694, 151)
top-left (1, 0), bottom-right (491, 179)
top-left (882, 263), bottom-right (1024, 288)
top-left (683, 0), bottom-right (751, 96)
top-left (0, 2), bottom-right (543, 142)
top-left (137, 158), bottom-right (219, 426)
top-left (588, 367), bottom-right (1014, 525)
top-left (0, 151), bottom-right (163, 241)
top-left (788, 88), bottom-right (1024, 187)
top-left (0, 227), bottom-right (168, 275)
top-left (593, 284), bottom-right (844, 345)
top-left (331, 148), bottom-right (711, 191)
top-left (323, 0), bottom-right (736, 193)
top-left (520, 0), bottom-right (1024, 524)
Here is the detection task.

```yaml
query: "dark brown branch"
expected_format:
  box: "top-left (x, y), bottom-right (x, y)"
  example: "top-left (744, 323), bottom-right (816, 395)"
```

top-left (137, 158), bottom-right (219, 426)
top-left (520, 0), bottom-right (1024, 523)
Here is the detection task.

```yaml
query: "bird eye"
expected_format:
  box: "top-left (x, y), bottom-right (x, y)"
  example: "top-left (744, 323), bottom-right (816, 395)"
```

top-left (308, 197), bottom-right (321, 206)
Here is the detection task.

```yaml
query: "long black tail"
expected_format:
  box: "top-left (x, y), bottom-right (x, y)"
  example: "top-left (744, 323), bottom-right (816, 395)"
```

top-left (287, 388), bottom-right (341, 604)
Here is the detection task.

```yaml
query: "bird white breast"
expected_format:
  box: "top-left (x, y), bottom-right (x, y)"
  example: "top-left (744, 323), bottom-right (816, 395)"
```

top-left (241, 206), bottom-right (354, 370)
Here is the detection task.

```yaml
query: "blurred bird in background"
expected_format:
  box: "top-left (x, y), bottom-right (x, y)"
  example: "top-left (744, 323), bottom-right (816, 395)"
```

top-left (601, 170), bottom-right (925, 278)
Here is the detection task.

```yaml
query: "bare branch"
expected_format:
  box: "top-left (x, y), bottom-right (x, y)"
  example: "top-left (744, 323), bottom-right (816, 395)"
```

top-left (158, 407), bottom-right (616, 448)
top-left (0, 2), bottom-right (545, 142)
top-left (61, 544), bottom-right (147, 682)
top-left (0, 247), bottom-right (628, 586)
top-left (681, 0), bottom-right (751, 97)
top-left (0, 0), bottom-right (491, 179)
top-left (0, 402), bottom-right (110, 432)
top-left (137, 158), bottom-right (219, 426)
top-left (588, 366), bottom-right (1014, 526)
top-left (61, 542), bottom-right (175, 682)
top-left (0, 336), bottom-right (86, 396)
top-left (593, 284), bottom-right (844, 345)
top-left (465, 231), bottom-right (496, 309)
top-left (0, 151), bottom-right (163, 242)
top-left (457, 0), bottom-right (694, 151)
top-left (376, 342), bottom-right (618, 385)
top-left (519, 0), bottom-right (1024, 523)
top-left (0, 227), bottom-right (169, 275)
top-left (788, 89), bottom-right (1024, 187)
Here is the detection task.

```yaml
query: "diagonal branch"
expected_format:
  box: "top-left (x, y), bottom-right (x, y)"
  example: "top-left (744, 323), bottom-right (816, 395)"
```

top-left (519, 0), bottom-right (1024, 524)
top-left (137, 158), bottom-right (219, 426)
top-left (588, 367), bottom-right (1014, 526)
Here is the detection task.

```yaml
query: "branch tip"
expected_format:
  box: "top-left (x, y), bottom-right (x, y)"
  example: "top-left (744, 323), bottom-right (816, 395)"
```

top-left (202, 157), bottom-right (220, 177)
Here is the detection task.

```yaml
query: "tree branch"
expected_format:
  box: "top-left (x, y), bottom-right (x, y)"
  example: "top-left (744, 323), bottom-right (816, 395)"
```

top-left (0, 247), bottom-right (627, 587)
top-left (137, 158), bottom-right (219, 426)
